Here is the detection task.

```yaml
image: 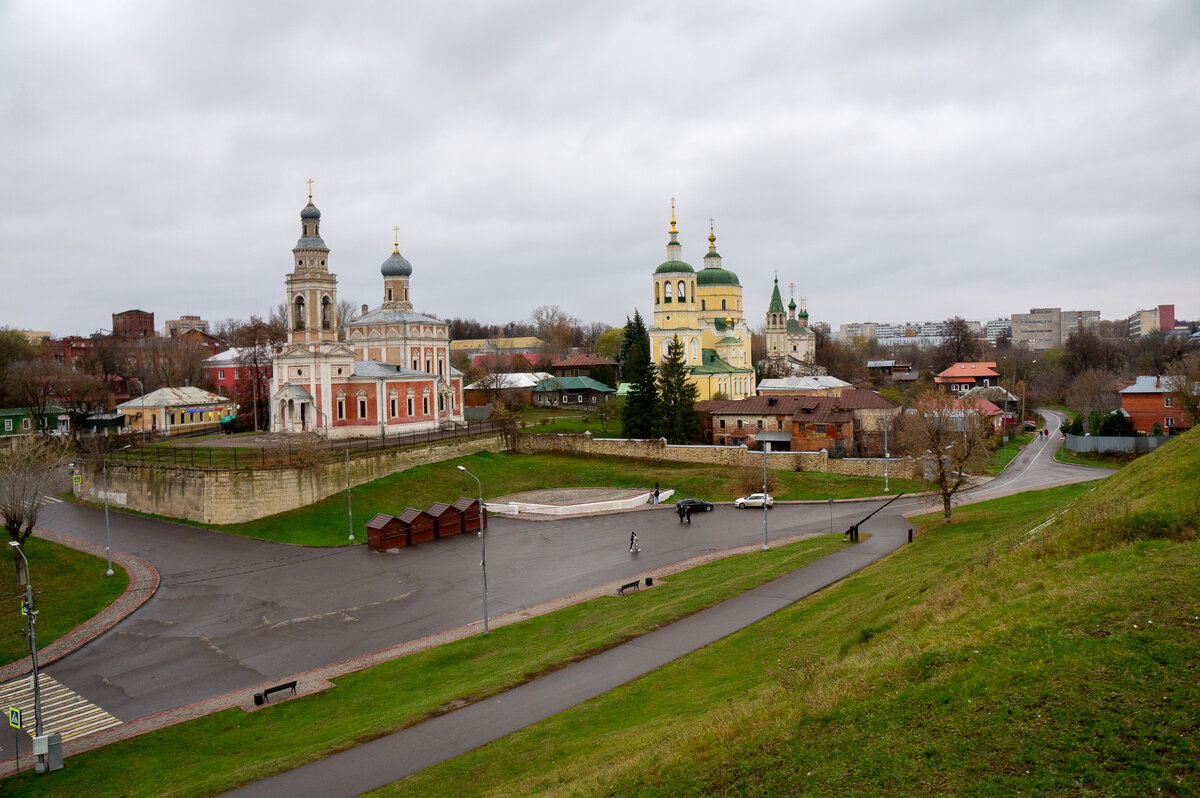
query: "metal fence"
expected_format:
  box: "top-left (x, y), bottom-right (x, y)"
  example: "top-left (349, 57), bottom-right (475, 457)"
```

top-left (104, 420), bottom-right (511, 470)
top-left (1065, 433), bottom-right (1171, 454)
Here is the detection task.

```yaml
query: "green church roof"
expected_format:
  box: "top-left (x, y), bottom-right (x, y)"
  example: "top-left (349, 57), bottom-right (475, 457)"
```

top-left (655, 260), bottom-right (694, 274)
top-left (696, 267), bottom-right (740, 286)
top-left (768, 280), bottom-right (785, 313)
top-left (690, 349), bottom-right (753, 375)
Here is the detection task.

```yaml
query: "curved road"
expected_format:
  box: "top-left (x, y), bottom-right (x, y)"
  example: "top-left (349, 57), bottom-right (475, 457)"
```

top-left (14, 412), bottom-right (1102, 758)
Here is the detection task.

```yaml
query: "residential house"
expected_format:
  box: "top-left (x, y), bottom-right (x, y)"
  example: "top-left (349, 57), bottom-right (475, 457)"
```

top-left (696, 394), bottom-right (856, 454)
top-left (1119, 376), bottom-right (1194, 434)
top-left (531, 376), bottom-right (615, 408)
top-left (463, 372), bottom-right (552, 407)
top-left (935, 362), bottom-right (1000, 393)
top-left (551, 353), bottom-right (617, 386)
top-left (116, 386), bottom-right (236, 436)
top-left (756, 375), bottom-right (851, 397)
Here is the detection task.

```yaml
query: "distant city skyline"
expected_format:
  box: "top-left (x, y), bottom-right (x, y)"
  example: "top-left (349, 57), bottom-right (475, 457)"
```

top-left (2, 2), bottom-right (1197, 337)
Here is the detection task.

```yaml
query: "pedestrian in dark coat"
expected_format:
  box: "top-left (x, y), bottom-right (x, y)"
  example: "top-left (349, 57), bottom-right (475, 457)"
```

top-left (684, 505), bottom-right (691, 523)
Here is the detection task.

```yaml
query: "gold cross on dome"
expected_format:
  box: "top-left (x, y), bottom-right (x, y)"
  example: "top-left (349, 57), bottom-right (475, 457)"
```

top-left (306, 178), bottom-right (314, 200)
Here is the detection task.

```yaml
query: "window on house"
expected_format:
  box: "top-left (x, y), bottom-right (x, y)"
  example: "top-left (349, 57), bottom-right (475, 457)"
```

top-left (1165, 396), bottom-right (1174, 408)
top-left (777, 420), bottom-right (783, 430)
top-left (816, 424), bottom-right (826, 434)
top-left (757, 420), bottom-right (763, 429)
top-left (390, 398), bottom-right (397, 417)
top-left (719, 419), bottom-right (725, 429)
top-left (3, 419), bottom-right (10, 432)
top-left (577, 395), bottom-right (583, 403)
top-left (337, 399), bottom-right (345, 420)
top-left (701, 300), bottom-right (706, 310)
top-left (422, 396), bottom-right (429, 414)
top-left (407, 397), bottom-right (414, 415)
top-left (218, 369), bottom-right (225, 380)
top-left (721, 299), bottom-right (726, 310)
top-left (737, 420), bottom-right (743, 429)
top-left (358, 397), bottom-right (367, 418)
top-left (1165, 417), bottom-right (1174, 427)
top-left (426, 359), bottom-right (432, 373)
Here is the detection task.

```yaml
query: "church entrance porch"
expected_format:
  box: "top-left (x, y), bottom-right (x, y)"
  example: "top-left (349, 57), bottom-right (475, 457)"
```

top-left (273, 384), bottom-right (320, 434)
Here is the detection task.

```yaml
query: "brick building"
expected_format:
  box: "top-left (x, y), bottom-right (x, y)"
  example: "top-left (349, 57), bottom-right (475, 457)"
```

top-left (1119, 375), bottom-right (1193, 434)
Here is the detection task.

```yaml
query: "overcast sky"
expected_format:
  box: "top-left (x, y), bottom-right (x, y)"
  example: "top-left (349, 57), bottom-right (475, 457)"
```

top-left (2, 1), bottom-right (1197, 339)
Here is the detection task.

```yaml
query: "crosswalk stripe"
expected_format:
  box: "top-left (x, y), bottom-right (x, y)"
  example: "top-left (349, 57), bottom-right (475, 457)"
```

top-left (0, 673), bottom-right (121, 742)
top-left (39, 496), bottom-right (63, 505)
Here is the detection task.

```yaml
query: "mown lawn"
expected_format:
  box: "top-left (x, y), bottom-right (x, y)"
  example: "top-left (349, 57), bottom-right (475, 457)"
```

top-left (981, 432), bottom-right (1034, 474)
top-left (0, 533), bottom-right (846, 797)
top-left (0, 537), bottom-right (129, 667)
top-left (203, 451), bottom-right (932, 545)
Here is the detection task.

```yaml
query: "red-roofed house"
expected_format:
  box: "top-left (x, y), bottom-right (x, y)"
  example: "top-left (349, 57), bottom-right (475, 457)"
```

top-left (695, 394), bottom-right (855, 454)
top-left (935, 362), bottom-right (1000, 393)
top-left (956, 397), bottom-right (1005, 434)
top-left (551, 353), bottom-right (617, 386)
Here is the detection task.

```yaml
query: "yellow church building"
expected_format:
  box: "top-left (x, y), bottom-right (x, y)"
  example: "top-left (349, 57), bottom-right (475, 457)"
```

top-left (649, 204), bottom-right (756, 400)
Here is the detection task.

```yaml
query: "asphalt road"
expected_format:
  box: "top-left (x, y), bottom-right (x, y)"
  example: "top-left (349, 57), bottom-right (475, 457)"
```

top-left (29, 410), bottom-right (1102, 728)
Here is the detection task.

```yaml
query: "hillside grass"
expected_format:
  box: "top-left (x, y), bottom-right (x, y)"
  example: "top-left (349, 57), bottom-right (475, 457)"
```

top-left (0, 533), bottom-right (846, 797)
top-left (368, 430), bottom-right (1200, 796)
top-left (201, 451), bottom-right (931, 545)
top-left (0, 537), bottom-right (129, 667)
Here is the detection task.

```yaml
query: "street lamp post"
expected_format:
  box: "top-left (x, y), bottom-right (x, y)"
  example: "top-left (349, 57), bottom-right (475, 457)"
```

top-left (883, 417), bottom-right (890, 493)
top-left (102, 444), bottom-right (133, 577)
top-left (457, 465), bottom-right (488, 635)
top-left (345, 447), bottom-right (355, 542)
top-left (761, 442), bottom-right (769, 551)
top-left (9, 542), bottom-right (44, 771)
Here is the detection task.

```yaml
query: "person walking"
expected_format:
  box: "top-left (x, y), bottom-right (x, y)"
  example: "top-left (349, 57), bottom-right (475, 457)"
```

top-left (629, 531), bottom-right (640, 553)
top-left (684, 505), bottom-right (691, 524)
top-left (677, 503), bottom-right (685, 522)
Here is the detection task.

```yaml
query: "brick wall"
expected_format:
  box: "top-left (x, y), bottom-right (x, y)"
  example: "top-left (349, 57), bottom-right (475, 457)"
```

top-left (76, 435), bottom-right (507, 525)
top-left (515, 433), bottom-right (916, 479)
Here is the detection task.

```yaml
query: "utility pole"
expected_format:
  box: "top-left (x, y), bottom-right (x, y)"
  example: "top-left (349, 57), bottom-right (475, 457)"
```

top-left (9, 543), bottom-right (44, 772)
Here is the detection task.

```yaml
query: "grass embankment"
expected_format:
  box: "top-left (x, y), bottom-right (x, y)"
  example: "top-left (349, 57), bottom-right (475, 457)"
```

top-left (373, 430), bottom-right (1200, 796)
top-left (209, 451), bottom-right (931, 545)
top-left (515, 408), bottom-right (619, 436)
top-left (0, 534), bottom-right (846, 797)
top-left (0, 538), bottom-right (128, 667)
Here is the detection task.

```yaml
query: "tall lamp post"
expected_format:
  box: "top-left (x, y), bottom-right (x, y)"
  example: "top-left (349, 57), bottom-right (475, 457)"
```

top-left (883, 417), bottom-right (890, 493)
top-left (9, 542), bottom-right (44, 771)
top-left (345, 447), bottom-right (355, 542)
top-left (761, 442), bottom-right (769, 551)
top-left (457, 465), bottom-right (488, 635)
top-left (102, 444), bottom-right (132, 577)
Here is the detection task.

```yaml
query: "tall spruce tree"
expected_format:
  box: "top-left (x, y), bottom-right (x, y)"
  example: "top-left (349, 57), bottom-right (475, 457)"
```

top-left (621, 323), bottom-right (659, 438)
top-left (656, 335), bottom-right (701, 443)
top-left (618, 310), bottom-right (648, 382)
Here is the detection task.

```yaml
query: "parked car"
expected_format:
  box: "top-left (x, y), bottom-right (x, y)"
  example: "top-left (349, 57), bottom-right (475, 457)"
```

top-left (734, 492), bottom-right (773, 509)
top-left (1023, 420), bottom-right (1037, 431)
top-left (675, 497), bottom-right (714, 512)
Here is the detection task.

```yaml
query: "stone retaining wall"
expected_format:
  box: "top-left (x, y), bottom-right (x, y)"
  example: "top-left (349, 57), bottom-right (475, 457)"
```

top-left (76, 435), bottom-right (507, 525)
top-left (515, 433), bottom-right (917, 479)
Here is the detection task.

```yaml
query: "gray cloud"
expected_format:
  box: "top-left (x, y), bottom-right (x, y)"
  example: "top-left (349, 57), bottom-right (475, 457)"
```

top-left (1, 0), bottom-right (1197, 338)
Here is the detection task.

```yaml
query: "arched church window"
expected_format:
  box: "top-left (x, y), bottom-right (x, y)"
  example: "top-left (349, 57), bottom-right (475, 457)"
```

top-left (655, 283), bottom-right (660, 304)
top-left (664, 282), bottom-right (672, 303)
top-left (321, 296), bottom-right (332, 329)
top-left (661, 339), bottom-right (670, 358)
top-left (701, 300), bottom-right (706, 310)
top-left (721, 299), bottom-right (727, 310)
top-left (678, 281), bottom-right (686, 302)
top-left (690, 338), bottom-right (697, 360)
top-left (387, 288), bottom-right (393, 301)
top-left (293, 296), bottom-right (305, 330)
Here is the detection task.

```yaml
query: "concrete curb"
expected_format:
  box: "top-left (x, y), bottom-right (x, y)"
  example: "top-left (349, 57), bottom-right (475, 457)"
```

top-left (0, 529), bottom-right (161, 683)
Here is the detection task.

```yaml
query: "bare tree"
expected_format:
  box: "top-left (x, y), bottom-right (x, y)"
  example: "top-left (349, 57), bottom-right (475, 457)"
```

top-left (1065, 369), bottom-right (1122, 417)
top-left (57, 373), bottom-right (113, 438)
top-left (937, 316), bottom-right (982, 369)
top-left (1, 436), bottom-right (68, 582)
top-left (530, 305), bottom-right (578, 358)
top-left (1166, 354), bottom-right (1200, 427)
top-left (336, 298), bottom-right (359, 340)
top-left (899, 390), bottom-right (991, 523)
top-left (269, 302), bottom-right (291, 341)
top-left (5, 360), bottom-right (67, 431)
top-left (580, 320), bottom-right (611, 354)
top-left (232, 317), bottom-right (277, 430)
top-left (139, 336), bottom-right (210, 389)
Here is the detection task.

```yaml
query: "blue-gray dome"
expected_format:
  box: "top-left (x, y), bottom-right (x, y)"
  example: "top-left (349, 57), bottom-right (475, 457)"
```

top-left (301, 202), bottom-right (321, 220)
top-left (381, 249), bottom-right (412, 277)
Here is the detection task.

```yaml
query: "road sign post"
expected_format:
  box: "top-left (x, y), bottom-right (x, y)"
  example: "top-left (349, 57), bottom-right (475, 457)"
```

top-left (9, 707), bottom-right (19, 773)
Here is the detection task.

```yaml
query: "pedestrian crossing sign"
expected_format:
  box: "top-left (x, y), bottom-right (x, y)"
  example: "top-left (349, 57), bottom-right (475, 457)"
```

top-left (20, 601), bottom-right (29, 617)
top-left (7, 707), bottom-right (18, 728)
top-left (73, 475), bottom-right (81, 485)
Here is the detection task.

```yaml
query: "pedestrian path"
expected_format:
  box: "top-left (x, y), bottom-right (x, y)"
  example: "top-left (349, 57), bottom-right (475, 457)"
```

top-left (0, 673), bottom-right (121, 742)
top-left (40, 496), bottom-right (63, 505)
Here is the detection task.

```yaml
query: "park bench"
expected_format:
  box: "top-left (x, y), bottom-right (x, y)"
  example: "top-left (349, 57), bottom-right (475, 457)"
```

top-left (618, 580), bottom-right (640, 596)
top-left (253, 680), bottom-right (298, 706)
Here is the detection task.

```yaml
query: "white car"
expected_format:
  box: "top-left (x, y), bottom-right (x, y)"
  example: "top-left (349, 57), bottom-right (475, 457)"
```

top-left (734, 493), bottom-right (773, 509)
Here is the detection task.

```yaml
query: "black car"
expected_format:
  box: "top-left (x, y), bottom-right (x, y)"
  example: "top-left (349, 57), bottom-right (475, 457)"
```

top-left (675, 497), bottom-right (714, 512)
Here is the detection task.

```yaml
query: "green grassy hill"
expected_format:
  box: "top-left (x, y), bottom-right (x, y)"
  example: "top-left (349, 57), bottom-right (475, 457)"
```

top-left (381, 430), bottom-right (1200, 796)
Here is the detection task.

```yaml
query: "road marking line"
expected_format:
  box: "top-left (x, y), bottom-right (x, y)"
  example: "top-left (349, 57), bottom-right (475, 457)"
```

top-left (0, 673), bottom-right (121, 742)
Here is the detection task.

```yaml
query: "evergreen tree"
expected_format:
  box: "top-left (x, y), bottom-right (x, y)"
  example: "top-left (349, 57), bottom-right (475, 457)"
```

top-left (618, 310), bottom-right (648, 382)
top-left (656, 335), bottom-right (701, 443)
top-left (621, 325), bottom-right (658, 438)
